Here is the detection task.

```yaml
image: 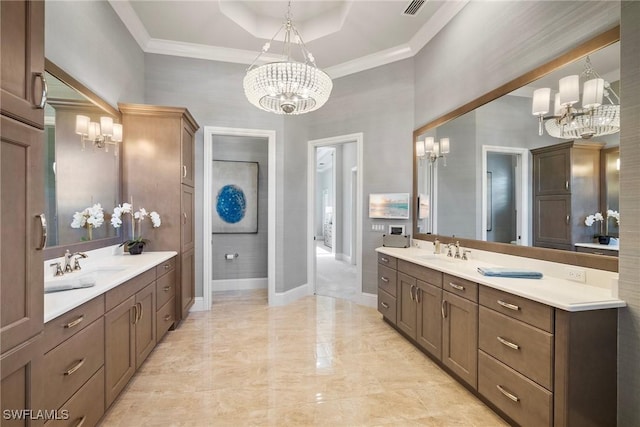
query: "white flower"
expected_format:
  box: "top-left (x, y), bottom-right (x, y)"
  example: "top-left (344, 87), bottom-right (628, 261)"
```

top-left (70, 203), bottom-right (104, 229)
top-left (584, 215), bottom-right (596, 227)
top-left (111, 216), bottom-right (122, 228)
top-left (121, 203), bottom-right (132, 213)
top-left (71, 211), bottom-right (86, 228)
top-left (607, 209), bottom-right (620, 225)
top-left (594, 212), bottom-right (604, 221)
top-left (150, 211), bottom-right (161, 228)
top-left (134, 208), bottom-right (148, 220)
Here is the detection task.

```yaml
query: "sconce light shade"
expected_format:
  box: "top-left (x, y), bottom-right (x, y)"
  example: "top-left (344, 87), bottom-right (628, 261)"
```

top-left (424, 137), bottom-right (435, 153)
top-left (531, 88), bottom-right (551, 116)
top-left (582, 78), bottom-right (604, 109)
top-left (440, 138), bottom-right (450, 154)
top-left (553, 93), bottom-right (562, 116)
top-left (100, 116), bottom-right (114, 137)
top-left (75, 115), bottom-right (90, 136)
top-left (416, 139), bottom-right (425, 157)
top-left (559, 75), bottom-right (579, 106)
top-left (112, 123), bottom-right (123, 142)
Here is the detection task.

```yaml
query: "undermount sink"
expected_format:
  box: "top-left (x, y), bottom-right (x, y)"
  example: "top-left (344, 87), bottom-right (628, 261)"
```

top-left (44, 265), bottom-right (126, 293)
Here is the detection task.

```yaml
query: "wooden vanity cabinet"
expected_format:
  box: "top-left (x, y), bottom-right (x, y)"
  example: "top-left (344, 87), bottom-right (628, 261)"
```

top-left (442, 289), bottom-right (478, 389)
top-left (156, 259), bottom-right (177, 342)
top-left (377, 254), bottom-right (398, 324)
top-left (120, 104), bottom-right (199, 325)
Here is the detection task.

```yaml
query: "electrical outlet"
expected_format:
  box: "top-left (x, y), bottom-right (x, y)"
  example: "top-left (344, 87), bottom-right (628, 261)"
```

top-left (566, 267), bottom-right (586, 283)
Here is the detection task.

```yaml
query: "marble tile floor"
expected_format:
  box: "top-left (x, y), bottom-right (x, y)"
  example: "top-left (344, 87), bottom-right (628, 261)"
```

top-left (315, 242), bottom-right (359, 302)
top-left (100, 290), bottom-right (508, 427)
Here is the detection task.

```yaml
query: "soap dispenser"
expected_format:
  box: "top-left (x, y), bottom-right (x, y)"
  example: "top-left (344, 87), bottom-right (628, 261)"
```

top-left (433, 238), bottom-right (441, 254)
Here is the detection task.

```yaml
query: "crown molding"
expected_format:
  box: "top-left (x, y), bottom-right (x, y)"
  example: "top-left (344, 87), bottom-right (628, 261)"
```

top-left (110, 0), bottom-right (468, 79)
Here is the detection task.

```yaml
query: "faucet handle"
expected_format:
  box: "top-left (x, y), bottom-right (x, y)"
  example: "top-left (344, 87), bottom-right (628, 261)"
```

top-left (72, 252), bottom-right (88, 270)
top-left (50, 262), bottom-right (64, 277)
top-left (462, 249), bottom-right (471, 261)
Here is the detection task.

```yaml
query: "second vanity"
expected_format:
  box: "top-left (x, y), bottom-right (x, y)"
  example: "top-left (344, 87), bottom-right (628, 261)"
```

top-left (376, 245), bottom-right (624, 427)
top-left (42, 249), bottom-right (177, 427)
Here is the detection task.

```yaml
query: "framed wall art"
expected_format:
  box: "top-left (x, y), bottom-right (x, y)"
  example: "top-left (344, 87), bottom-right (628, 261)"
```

top-left (212, 160), bottom-right (258, 233)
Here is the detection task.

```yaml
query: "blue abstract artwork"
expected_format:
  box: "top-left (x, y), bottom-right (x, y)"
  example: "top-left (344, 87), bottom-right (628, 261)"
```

top-left (212, 161), bottom-right (258, 233)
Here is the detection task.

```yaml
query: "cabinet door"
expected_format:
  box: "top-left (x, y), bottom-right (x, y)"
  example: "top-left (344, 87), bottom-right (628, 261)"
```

top-left (397, 273), bottom-right (417, 339)
top-left (1, 336), bottom-right (44, 427)
top-left (1, 116), bottom-right (44, 352)
top-left (135, 283), bottom-right (156, 369)
top-left (416, 280), bottom-right (442, 360)
top-left (534, 147), bottom-right (570, 195)
top-left (0, 0), bottom-right (45, 129)
top-left (534, 195), bottom-right (572, 249)
top-left (180, 248), bottom-right (195, 318)
top-left (181, 123), bottom-right (194, 187)
top-left (442, 291), bottom-right (478, 389)
top-left (181, 184), bottom-right (194, 252)
top-left (104, 296), bottom-right (135, 408)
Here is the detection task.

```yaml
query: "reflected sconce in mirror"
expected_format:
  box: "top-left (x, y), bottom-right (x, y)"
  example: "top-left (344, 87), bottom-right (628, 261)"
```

top-left (532, 56), bottom-right (619, 140)
top-left (75, 115), bottom-right (122, 155)
top-left (416, 137), bottom-right (450, 164)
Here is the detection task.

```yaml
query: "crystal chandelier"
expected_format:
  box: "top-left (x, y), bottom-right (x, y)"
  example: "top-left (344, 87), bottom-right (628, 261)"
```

top-left (532, 56), bottom-right (620, 139)
top-left (243, 1), bottom-right (332, 115)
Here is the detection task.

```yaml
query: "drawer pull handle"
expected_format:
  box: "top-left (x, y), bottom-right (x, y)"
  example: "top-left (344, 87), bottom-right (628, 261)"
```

top-left (164, 314), bottom-right (172, 321)
top-left (449, 282), bottom-right (465, 291)
top-left (163, 286), bottom-right (172, 292)
top-left (64, 316), bottom-right (84, 329)
top-left (64, 359), bottom-right (85, 376)
top-left (496, 384), bottom-right (520, 402)
top-left (497, 300), bottom-right (520, 311)
top-left (74, 417), bottom-right (86, 427)
top-left (381, 302), bottom-right (389, 309)
top-left (164, 263), bottom-right (171, 269)
top-left (380, 276), bottom-right (389, 283)
top-left (497, 336), bottom-right (520, 350)
top-left (380, 257), bottom-right (389, 263)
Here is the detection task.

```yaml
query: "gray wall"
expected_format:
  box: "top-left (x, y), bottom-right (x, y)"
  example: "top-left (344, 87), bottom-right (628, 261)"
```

top-left (339, 143), bottom-right (357, 259)
top-left (307, 59), bottom-right (415, 294)
top-left (45, 1), bottom-right (145, 107)
top-left (211, 136), bottom-right (268, 281)
top-left (619, 2), bottom-right (640, 425)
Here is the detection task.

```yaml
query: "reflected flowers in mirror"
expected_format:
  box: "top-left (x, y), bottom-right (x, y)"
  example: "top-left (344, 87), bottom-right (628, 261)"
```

top-left (70, 203), bottom-right (104, 241)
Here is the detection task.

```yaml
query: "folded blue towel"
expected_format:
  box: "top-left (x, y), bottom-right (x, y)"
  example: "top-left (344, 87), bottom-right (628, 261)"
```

top-left (477, 267), bottom-right (543, 279)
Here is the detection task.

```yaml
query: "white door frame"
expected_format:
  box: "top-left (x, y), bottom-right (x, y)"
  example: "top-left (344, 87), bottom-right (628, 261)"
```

top-left (307, 133), bottom-right (363, 301)
top-left (350, 166), bottom-right (358, 265)
top-left (481, 145), bottom-right (529, 245)
top-left (203, 127), bottom-right (276, 309)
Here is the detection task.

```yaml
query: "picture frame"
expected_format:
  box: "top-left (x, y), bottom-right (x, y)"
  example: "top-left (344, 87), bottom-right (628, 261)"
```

top-left (212, 160), bottom-right (259, 233)
top-left (369, 193), bottom-right (410, 219)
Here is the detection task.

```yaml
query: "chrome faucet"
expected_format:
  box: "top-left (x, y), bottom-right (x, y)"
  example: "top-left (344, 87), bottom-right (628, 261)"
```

top-left (446, 243), bottom-right (455, 257)
top-left (64, 250), bottom-right (88, 272)
top-left (454, 241), bottom-right (461, 259)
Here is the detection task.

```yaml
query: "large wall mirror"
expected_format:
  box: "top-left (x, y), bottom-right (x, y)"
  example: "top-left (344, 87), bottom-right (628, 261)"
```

top-left (43, 60), bottom-right (122, 258)
top-left (413, 27), bottom-right (619, 272)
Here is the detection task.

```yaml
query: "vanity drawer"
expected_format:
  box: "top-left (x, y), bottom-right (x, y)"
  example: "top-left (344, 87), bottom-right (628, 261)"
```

top-left (377, 253), bottom-right (397, 269)
top-left (43, 317), bottom-right (105, 412)
top-left (479, 306), bottom-right (553, 390)
top-left (378, 265), bottom-right (397, 297)
top-left (479, 286), bottom-right (554, 333)
top-left (377, 289), bottom-right (397, 324)
top-left (443, 274), bottom-right (478, 302)
top-left (156, 268), bottom-right (176, 308)
top-left (157, 296), bottom-right (176, 342)
top-left (478, 351), bottom-right (552, 427)
top-left (156, 256), bottom-right (176, 277)
top-left (43, 295), bottom-right (104, 353)
top-left (45, 367), bottom-right (104, 427)
top-left (398, 259), bottom-right (442, 287)
top-left (106, 268), bottom-right (156, 312)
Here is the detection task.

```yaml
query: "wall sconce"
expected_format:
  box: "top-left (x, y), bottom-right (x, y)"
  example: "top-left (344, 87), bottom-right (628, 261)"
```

top-left (75, 115), bottom-right (122, 155)
top-left (416, 137), bottom-right (450, 164)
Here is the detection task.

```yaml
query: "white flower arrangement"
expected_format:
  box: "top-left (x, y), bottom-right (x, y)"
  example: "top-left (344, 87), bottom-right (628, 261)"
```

top-left (70, 203), bottom-right (104, 240)
top-left (606, 209), bottom-right (620, 226)
top-left (584, 212), bottom-right (604, 227)
top-left (111, 200), bottom-right (161, 251)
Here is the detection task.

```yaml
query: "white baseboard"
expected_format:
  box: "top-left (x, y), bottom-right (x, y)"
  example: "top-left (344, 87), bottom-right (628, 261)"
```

top-left (354, 292), bottom-right (377, 308)
top-left (335, 253), bottom-right (352, 264)
top-left (190, 297), bottom-right (207, 312)
top-left (212, 277), bottom-right (268, 292)
top-left (269, 283), bottom-right (312, 306)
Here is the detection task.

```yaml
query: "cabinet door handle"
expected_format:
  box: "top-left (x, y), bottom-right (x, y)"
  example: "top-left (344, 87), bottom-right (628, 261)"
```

top-left (441, 300), bottom-right (447, 318)
top-left (183, 212), bottom-right (188, 224)
top-left (497, 300), bottom-right (520, 311)
top-left (416, 288), bottom-right (421, 304)
top-left (36, 213), bottom-right (47, 250)
top-left (497, 336), bottom-right (520, 350)
top-left (183, 165), bottom-right (187, 178)
top-left (566, 215), bottom-right (570, 224)
top-left (449, 282), bottom-right (465, 291)
top-left (380, 257), bottom-right (389, 263)
top-left (565, 180), bottom-right (569, 191)
top-left (380, 276), bottom-right (389, 283)
top-left (381, 302), bottom-right (389, 309)
top-left (164, 263), bottom-right (171, 270)
top-left (138, 302), bottom-right (144, 322)
top-left (132, 304), bottom-right (139, 324)
top-left (64, 315), bottom-right (84, 329)
top-left (411, 284), bottom-right (417, 302)
top-left (164, 314), bottom-right (172, 321)
top-left (63, 359), bottom-right (85, 376)
top-left (496, 384), bottom-right (520, 402)
top-left (163, 286), bottom-right (171, 292)
top-left (74, 416), bottom-right (86, 427)
top-left (34, 72), bottom-right (48, 109)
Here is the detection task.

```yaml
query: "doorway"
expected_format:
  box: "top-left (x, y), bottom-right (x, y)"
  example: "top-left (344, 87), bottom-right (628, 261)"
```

top-left (307, 133), bottom-right (364, 304)
top-left (481, 145), bottom-right (530, 245)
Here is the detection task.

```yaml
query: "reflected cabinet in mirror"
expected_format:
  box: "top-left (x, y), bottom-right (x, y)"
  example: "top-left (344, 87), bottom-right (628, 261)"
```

top-left (413, 27), bottom-right (619, 272)
top-left (43, 60), bottom-right (122, 258)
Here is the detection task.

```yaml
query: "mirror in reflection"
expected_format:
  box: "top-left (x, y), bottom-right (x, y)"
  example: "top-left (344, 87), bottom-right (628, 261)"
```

top-left (415, 41), bottom-right (619, 255)
top-left (44, 71), bottom-right (120, 247)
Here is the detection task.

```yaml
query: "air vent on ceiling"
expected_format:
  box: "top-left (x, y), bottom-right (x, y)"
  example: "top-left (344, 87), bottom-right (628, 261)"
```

top-left (403, 0), bottom-right (426, 16)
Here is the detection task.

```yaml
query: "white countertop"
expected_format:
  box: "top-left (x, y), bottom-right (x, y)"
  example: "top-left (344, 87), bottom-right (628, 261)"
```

top-left (574, 242), bottom-right (620, 251)
top-left (44, 251), bottom-right (177, 323)
top-left (376, 246), bottom-right (625, 312)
